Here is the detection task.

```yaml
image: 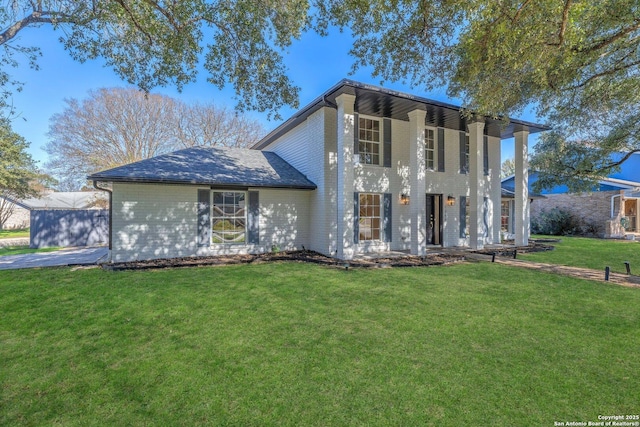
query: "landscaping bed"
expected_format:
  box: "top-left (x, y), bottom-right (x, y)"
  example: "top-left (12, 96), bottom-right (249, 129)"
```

top-left (476, 240), bottom-right (555, 257)
top-left (103, 249), bottom-right (466, 271)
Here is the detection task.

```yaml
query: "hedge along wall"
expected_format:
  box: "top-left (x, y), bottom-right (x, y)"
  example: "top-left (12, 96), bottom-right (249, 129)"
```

top-left (30, 209), bottom-right (109, 248)
top-left (530, 190), bottom-right (624, 236)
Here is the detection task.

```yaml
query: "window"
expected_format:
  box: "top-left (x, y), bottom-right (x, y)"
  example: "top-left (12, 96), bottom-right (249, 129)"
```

top-left (425, 128), bottom-right (435, 170)
top-left (359, 193), bottom-right (381, 241)
top-left (501, 201), bottom-right (511, 232)
top-left (359, 117), bottom-right (381, 165)
top-left (211, 191), bottom-right (246, 243)
top-left (464, 134), bottom-right (469, 173)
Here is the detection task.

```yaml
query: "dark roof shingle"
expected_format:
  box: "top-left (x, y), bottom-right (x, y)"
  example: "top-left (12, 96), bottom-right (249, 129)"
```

top-left (87, 147), bottom-right (316, 190)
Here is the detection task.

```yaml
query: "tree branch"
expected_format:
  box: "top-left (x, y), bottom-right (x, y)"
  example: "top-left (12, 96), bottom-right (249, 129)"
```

top-left (512, 0), bottom-right (532, 23)
top-left (113, 0), bottom-right (154, 45)
top-left (575, 19), bottom-right (640, 53)
top-left (547, 0), bottom-right (572, 46)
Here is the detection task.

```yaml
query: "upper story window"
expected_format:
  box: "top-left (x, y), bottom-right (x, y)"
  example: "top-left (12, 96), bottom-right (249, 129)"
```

top-left (464, 134), bottom-right (470, 172)
top-left (211, 191), bottom-right (246, 244)
top-left (425, 128), bottom-right (435, 170)
top-left (359, 117), bottom-right (381, 165)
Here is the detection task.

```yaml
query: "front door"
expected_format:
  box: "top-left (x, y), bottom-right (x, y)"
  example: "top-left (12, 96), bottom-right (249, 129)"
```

top-left (625, 199), bottom-right (637, 232)
top-left (426, 194), bottom-right (443, 245)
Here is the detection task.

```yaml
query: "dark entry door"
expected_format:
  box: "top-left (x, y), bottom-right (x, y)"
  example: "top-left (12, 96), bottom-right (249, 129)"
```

top-left (426, 194), bottom-right (443, 245)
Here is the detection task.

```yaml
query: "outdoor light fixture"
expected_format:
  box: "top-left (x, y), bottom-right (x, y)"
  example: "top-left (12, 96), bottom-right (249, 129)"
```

top-left (400, 194), bottom-right (410, 205)
top-left (447, 195), bottom-right (456, 206)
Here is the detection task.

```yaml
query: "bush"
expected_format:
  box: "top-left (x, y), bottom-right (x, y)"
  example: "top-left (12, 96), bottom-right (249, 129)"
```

top-left (531, 207), bottom-right (581, 236)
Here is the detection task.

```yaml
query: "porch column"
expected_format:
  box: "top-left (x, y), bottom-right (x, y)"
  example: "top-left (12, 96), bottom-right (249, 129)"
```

top-left (468, 119), bottom-right (485, 249)
top-left (336, 93), bottom-right (356, 260)
top-left (408, 109), bottom-right (427, 255)
top-left (514, 128), bottom-right (530, 246)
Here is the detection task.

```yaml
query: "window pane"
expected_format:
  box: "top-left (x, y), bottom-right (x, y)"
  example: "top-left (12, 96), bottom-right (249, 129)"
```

top-left (211, 191), bottom-right (247, 245)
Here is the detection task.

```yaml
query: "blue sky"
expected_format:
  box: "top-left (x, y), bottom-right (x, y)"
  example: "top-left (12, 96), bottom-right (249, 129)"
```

top-left (10, 24), bottom-right (541, 168)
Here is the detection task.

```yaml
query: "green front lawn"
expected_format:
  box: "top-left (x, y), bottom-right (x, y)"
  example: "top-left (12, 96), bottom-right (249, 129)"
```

top-left (0, 228), bottom-right (29, 239)
top-left (0, 246), bottom-right (61, 257)
top-left (1, 262), bottom-right (638, 426)
top-left (524, 235), bottom-right (640, 274)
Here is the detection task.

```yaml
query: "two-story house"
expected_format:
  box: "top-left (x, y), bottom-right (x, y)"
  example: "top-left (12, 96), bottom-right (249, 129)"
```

top-left (89, 80), bottom-right (548, 262)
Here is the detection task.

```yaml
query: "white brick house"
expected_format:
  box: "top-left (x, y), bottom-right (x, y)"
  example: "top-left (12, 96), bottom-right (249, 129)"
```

top-left (89, 80), bottom-right (547, 262)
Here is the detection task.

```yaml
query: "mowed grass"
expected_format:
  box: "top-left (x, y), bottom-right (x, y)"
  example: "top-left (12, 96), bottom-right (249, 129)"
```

top-left (1, 262), bottom-right (639, 426)
top-left (522, 235), bottom-right (640, 274)
top-left (0, 228), bottom-right (29, 239)
top-left (0, 246), bottom-right (61, 257)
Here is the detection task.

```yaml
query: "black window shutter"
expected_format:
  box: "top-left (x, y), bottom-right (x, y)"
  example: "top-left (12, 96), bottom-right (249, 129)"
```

top-left (353, 113), bottom-right (360, 160)
top-left (197, 189), bottom-right (210, 247)
top-left (483, 136), bottom-right (489, 175)
top-left (383, 193), bottom-right (392, 242)
top-left (437, 128), bottom-right (445, 172)
top-left (354, 192), bottom-right (360, 244)
top-left (459, 131), bottom-right (467, 174)
top-left (383, 118), bottom-right (392, 168)
top-left (248, 191), bottom-right (259, 244)
top-left (459, 196), bottom-right (467, 239)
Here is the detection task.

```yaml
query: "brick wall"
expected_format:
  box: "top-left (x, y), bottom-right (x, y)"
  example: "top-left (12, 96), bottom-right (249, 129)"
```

top-left (530, 190), bottom-right (623, 236)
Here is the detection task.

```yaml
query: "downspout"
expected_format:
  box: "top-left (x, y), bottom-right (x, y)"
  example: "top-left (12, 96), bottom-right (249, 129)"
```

top-left (93, 181), bottom-right (112, 252)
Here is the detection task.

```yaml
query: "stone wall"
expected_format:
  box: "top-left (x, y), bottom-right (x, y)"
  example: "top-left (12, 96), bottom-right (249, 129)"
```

top-left (530, 190), bottom-right (624, 237)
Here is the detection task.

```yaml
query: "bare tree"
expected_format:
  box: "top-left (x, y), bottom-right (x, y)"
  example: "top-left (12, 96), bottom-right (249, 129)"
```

top-left (44, 88), bottom-right (266, 189)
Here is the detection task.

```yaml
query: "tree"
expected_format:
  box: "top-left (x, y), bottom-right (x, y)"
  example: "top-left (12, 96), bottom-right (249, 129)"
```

top-left (501, 158), bottom-right (515, 179)
top-left (44, 87), bottom-right (266, 189)
top-left (0, 0), bottom-right (307, 118)
top-left (0, 119), bottom-right (39, 229)
top-left (315, 0), bottom-right (640, 188)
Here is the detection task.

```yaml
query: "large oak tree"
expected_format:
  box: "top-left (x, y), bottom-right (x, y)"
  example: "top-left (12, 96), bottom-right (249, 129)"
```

top-left (3, 1), bottom-right (639, 189)
top-left (0, 0), bottom-right (307, 118)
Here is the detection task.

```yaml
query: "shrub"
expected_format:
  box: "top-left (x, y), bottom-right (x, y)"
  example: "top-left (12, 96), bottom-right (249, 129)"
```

top-left (532, 207), bottom-right (581, 236)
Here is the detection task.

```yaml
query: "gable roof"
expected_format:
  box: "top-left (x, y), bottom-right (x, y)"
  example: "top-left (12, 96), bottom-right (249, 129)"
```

top-left (254, 79), bottom-right (550, 150)
top-left (87, 146), bottom-right (317, 190)
top-left (2, 191), bottom-right (107, 210)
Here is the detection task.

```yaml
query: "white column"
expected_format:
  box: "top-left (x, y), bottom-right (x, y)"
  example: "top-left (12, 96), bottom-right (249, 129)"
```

top-left (468, 120), bottom-right (485, 249)
top-left (336, 94), bottom-right (356, 260)
top-left (514, 129), bottom-right (530, 246)
top-left (408, 109), bottom-right (427, 255)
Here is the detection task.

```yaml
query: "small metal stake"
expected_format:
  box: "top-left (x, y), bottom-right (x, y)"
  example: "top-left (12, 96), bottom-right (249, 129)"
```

top-left (491, 253), bottom-right (496, 263)
top-left (624, 261), bottom-right (631, 275)
top-left (605, 266), bottom-right (610, 281)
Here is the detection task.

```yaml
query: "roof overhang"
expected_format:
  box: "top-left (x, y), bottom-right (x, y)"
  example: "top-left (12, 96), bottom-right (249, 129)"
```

top-left (254, 79), bottom-right (550, 150)
top-left (89, 177), bottom-right (316, 190)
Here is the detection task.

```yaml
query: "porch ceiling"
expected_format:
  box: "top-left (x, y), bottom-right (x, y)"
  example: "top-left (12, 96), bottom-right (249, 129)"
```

top-left (254, 79), bottom-right (549, 150)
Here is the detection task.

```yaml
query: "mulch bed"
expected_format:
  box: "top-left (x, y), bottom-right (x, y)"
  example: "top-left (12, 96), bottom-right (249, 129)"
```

top-left (475, 240), bottom-right (556, 257)
top-left (103, 250), bottom-right (466, 271)
top-left (102, 241), bottom-right (557, 271)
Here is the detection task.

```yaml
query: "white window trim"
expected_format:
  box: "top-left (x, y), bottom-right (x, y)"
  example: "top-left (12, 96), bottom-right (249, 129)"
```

top-left (358, 114), bottom-right (383, 167)
top-left (210, 190), bottom-right (247, 245)
top-left (425, 126), bottom-right (436, 171)
top-left (359, 192), bottom-right (382, 242)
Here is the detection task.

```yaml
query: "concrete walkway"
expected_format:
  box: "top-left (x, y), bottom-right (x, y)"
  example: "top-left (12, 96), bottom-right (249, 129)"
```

top-left (0, 246), bottom-right (109, 270)
top-left (467, 253), bottom-right (640, 288)
top-left (0, 237), bottom-right (30, 248)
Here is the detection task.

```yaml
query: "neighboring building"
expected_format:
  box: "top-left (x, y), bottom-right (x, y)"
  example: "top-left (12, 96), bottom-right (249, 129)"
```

top-left (89, 80), bottom-right (548, 262)
top-left (0, 191), bottom-right (107, 230)
top-left (502, 171), bottom-right (640, 237)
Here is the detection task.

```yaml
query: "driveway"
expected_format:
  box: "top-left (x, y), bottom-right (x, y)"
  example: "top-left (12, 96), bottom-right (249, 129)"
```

top-left (0, 246), bottom-right (109, 270)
